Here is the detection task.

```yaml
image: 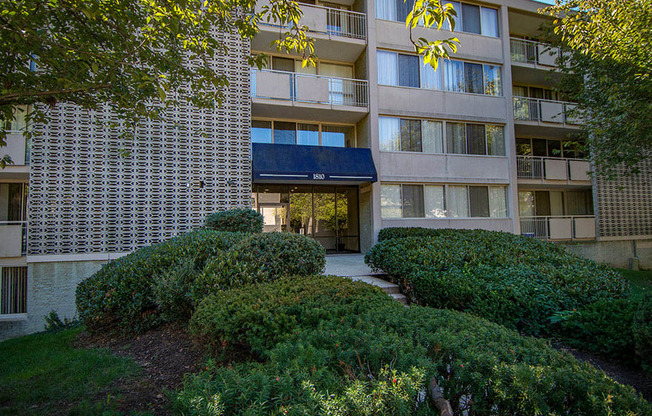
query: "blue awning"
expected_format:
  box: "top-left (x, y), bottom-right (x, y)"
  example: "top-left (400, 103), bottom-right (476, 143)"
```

top-left (252, 143), bottom-right (377, 183)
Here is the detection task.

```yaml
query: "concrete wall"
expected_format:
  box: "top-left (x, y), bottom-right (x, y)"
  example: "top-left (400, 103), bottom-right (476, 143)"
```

top-left (561, 239), bottom-right (652, 270)
top-left (0, 260), bottom-right (105, 341)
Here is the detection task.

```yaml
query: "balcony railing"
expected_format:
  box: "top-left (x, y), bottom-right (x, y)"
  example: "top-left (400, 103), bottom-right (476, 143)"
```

top-left (510, 38), bottom-right (561, 67)
top-left (520, 215), bottom-right (596, 241)
top-left (0, 221), bottom-right (27, 257)
top-left (256, 2), bottom-right (366, 40)
top-left (251, 69), bottom-right (369, 108)
top-left (0, 266), bottom-right (27, 316)
top-left (516, 156), bottom-right (591, 181)
top-left (513, 97), bottom-right (581, 125)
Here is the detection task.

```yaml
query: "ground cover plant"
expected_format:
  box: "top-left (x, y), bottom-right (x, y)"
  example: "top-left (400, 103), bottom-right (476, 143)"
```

top-left (204, 209), bottom-right (264, 233)
top-left (180, 276), bottom-right (651, 415)
top-left (76, 210), bottom-right (326, 333)
top-left (0, 327), bottom-right (141, 416)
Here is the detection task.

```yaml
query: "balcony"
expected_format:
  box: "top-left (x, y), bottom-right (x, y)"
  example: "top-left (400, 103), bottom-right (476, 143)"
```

top-left (251, 69), bottom-right (369, 123)
top-left (520, 216), bottom-right (596, 241)
top-left (510, 38), bottom-right (562, 67)
top-left (513, 97), bottom-right (581, 127)
top-left (0, 132), bottom-right (30, 178)
top-left (252, 2), bottom-right (366, 62)
top-left (0, 221), bottom-right (27, 258)
top-left (516, 156), bottom-right (591, 182)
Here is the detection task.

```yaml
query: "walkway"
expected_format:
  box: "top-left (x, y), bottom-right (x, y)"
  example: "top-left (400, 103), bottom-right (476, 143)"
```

top-left (324, 254), bottom-right (407, 305)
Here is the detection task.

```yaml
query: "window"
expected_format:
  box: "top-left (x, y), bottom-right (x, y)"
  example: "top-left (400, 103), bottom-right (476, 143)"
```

top-left (378, 0), bottom-right (499, 38)
top-left (400, 119), bottom-right (422, 152)
top-left (402, 185), bottom-right (425, 217)
top-left (518, 190), bottom-right (593, 217)
top-left (461, 4), bottom-right (481, 34)
top-left (378, 52), bottom-right (502, 96)
top-left (466, 124), bottom-right (486, 155)
top-left (486, 125), bottom-right (505, 156)
top-left (252, 120), bottom-right (355, 147)
top-left (0, 183), bottom-right (28, 223)
top-left (422, 121), bottom-right (444, 153)
top-left (446, 123), bottom-right (466, 154)
top-left (380, 183), bottom-right (508, 218)
top-left (379, 117), bottom-right (401, 151)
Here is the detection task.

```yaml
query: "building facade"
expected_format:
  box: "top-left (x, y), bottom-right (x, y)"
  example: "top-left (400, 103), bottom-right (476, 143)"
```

top-left (1, 0), bottom-right (651, 339)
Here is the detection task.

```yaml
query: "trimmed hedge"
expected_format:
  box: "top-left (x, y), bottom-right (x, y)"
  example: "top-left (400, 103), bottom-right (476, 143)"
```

top-left (365, 228), bottom-right (629, 336)
top-left (76, 230), bottom-right (325, 333)
top-left (204, 208), bottom-right (264, 233)
top-left (183, 276), bottom-right (651, 415)
top-left (76, 230), bottom-right (246, 332)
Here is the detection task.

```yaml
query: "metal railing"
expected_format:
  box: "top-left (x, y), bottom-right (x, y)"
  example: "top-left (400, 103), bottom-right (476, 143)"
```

top-left (510, 38), bottom-right (561, 66)
top-left (258, 3), bottom-right (366, 40)
top-left (1, 266), bottom-right (27, 315)
top-left (516, 156), bottom-right (591, 181)
top-left (513, 97), bottom-right (581, 125)
top-left (326, 8), bottom-right (366, 40)
top-left (251, 69), bottom-right (369, 108)
top-left (520, 215), bottom-right (596, 241)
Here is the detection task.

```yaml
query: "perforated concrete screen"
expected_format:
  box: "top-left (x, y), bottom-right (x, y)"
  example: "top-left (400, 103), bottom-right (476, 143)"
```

top-left (595, 159), bottom-right (652, 238)
top-left (28, 36), bottom-right (251, 256)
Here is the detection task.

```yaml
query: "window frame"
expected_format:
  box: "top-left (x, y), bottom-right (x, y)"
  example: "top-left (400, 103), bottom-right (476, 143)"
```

top-left (251, 119), bottom-right (357, 147)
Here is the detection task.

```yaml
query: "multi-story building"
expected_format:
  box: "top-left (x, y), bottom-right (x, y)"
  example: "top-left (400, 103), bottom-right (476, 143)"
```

top-left (1, 0), bottom-right (650, 339)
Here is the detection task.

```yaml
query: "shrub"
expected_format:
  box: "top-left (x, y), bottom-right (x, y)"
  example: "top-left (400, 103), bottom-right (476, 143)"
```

top-left (204, 208), bottom-right (264, 233)
top-left (76, 230), bottom-right (247, 332)
top-left (634, 295), bottom-right (652, 370)
top-left (555, 298), bottom-right (639, 363)
top-left (184, 276), bottom-right (651, 415)
top-left (229, 232), bottom-right (326, 279)
top-left (364, 229), bottom-right (629, 337)
top-left (151, 257), bottom-right (200, 322)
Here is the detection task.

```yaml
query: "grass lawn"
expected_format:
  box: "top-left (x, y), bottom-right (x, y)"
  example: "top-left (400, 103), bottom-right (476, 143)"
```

top-left (618, 268), bottom-right (652, 298)
top-left (0, 326), bottom-right (144, 416)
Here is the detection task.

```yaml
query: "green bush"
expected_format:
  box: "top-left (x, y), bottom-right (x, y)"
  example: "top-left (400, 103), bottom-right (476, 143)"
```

top-left (184, 276), bottom-right (650, 415)
top-left (556, 298), bottom-right (639, 364)
top-left (364, 229), bottom-right (629, 337)
top-left (204, 208), bottom-right (264, 233)
top-left (634, 295), bottom-right (652, 370)
top-left (377, 226), bottom-right (475, 242)
top-left (76, 230), bottom-right (247, 332)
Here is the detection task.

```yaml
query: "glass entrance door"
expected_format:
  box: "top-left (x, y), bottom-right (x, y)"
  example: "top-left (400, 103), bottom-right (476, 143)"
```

top-left (253, 184), bottom-right (360, 253)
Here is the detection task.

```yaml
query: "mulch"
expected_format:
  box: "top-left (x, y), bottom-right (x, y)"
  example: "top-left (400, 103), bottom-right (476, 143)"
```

top-left (73, 324), bottom-right (205, 415)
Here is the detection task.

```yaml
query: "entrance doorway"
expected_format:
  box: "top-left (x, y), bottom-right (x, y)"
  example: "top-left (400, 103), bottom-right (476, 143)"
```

top-left (252, 184), bottom-right (360, 253)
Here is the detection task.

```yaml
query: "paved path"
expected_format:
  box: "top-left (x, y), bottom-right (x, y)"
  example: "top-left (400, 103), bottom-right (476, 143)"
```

top-left (324, 254), bottom-right (407, 305)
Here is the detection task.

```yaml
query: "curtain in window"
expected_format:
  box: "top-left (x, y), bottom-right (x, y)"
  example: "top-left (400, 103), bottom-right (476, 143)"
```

top-left (462, 4), bottom-right (481, 34)
top-left (425, 186), bottom-right (446, 218)
top-left (400, 119), bottom-right (422, 152)
top-left (489, 186), bottom-right (507, 218)
top-left (483, 65), bottom-right (502, 96)
top-left (443, 60), bottom-right (464, 92)
top-left (464, 63), bottom-right (483, 94)
top-left (480, 7), bottom-right (499, 37)
top-left (402, 185), bottom-right (425, 218)
top-left (381, 185), bottom-right (402, 218)
top-left (399, 54), bottom-right (420, 87)
top-left (466, 124), bottom-right (486, 155)
top-left (297, 124), bottom-right (319, 146)
top-left (446, 122), bottom-right (466, 154)
top-left (442, 1), bottom-right (461, 31)
top-left (420, 61), bottom-right (441, 90)
top-left (379, 117), bottom-right (401, 151)
top-left (486, 125), bottom-right (505, 156)
top-left (376, 0), bottom-right (397, 20)
top-left (469, 186), bottom-right (490, 217)
top-left (448, 186), bottom-right (468, 217)
top-left (422, 121), bottom-right (443, 154)
top-left (518, 191), bottom-right (535, 217)
top-left (566, 191), bottom-right (592, 215)
top-left (377, 51), bottom-right (398, 86)
top-left (549, 191), bottom-right (564, 216)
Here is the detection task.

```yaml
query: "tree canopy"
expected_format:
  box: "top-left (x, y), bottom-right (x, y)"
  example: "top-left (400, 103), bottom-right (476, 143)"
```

top-left (544, 0), bottom-right (652, 177)
top-left (0, 0), bottom-right (457, 167)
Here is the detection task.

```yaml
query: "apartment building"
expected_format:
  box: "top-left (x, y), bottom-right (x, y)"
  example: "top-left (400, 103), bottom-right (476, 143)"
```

top-left (1, 0), bottom-right (650, 339)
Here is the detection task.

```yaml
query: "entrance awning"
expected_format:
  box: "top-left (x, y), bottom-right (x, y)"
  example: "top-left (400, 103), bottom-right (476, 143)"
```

top-left (252, 143), bottom-right (377, 183)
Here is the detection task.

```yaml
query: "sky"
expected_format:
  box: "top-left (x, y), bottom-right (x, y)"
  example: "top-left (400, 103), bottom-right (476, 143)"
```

top-left (535, 0), bottom-right (556, 4)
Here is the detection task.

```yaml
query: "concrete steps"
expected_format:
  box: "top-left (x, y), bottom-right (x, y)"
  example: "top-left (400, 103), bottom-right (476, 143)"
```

top-left (348, 275), bottom-right (408, 305)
